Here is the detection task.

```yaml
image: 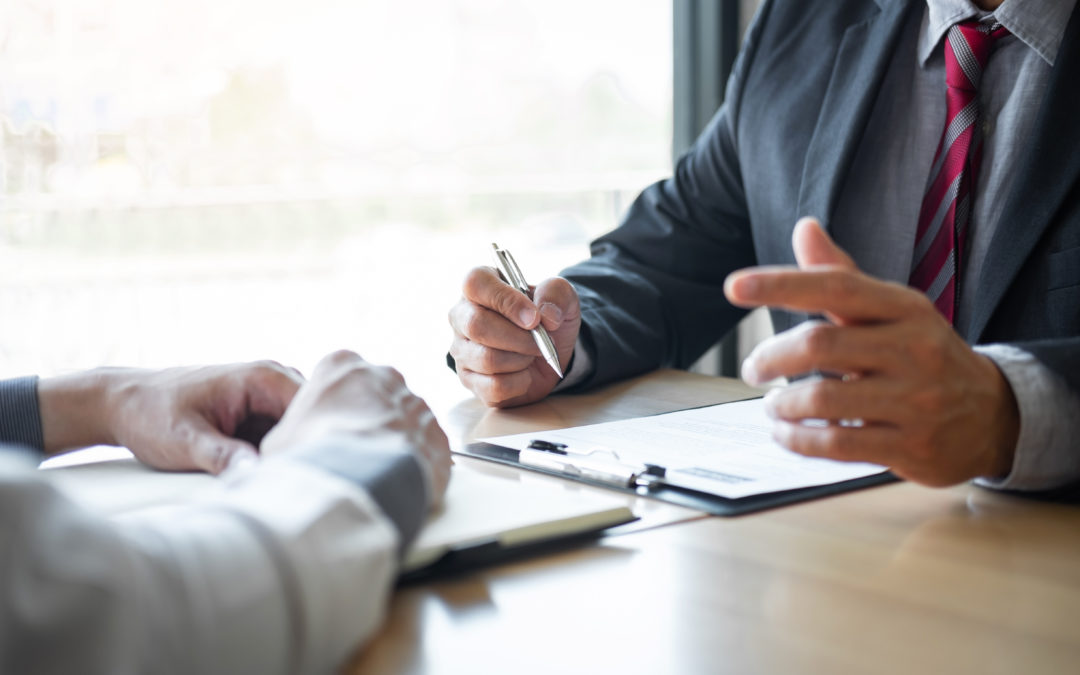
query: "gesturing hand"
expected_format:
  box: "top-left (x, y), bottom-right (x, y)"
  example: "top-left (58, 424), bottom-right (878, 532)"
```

top-left (723, 218), bottom-right (1019, 487)
top-left (448, 266), bottom-right (581, 407)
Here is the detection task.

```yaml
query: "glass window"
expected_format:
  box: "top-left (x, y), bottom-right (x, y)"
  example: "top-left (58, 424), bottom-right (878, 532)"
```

top-left (1, 0), bottom-right (672, 403)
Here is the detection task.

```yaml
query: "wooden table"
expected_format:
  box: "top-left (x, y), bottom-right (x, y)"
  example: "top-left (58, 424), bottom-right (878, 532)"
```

top-left (348, 370), bottom-right (1080, 675)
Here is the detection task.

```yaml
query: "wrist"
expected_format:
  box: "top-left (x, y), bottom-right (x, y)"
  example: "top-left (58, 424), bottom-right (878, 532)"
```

top-left (981, 356), bottom-right (1020, 480)
top-left (38, 368), bottom-right (131, 456)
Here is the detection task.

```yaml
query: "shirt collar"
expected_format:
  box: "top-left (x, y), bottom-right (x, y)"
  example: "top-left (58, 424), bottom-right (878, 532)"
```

top-left (919, 0), bottom-right (1077, 66)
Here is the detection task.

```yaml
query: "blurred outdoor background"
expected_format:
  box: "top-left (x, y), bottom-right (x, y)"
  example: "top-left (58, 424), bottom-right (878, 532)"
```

top-left (0, 0), bottom-right (674, 406)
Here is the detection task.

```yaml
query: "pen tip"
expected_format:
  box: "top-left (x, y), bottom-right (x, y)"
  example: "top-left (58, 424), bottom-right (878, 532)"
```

top-left (549, 358), bottom-right (564, 380)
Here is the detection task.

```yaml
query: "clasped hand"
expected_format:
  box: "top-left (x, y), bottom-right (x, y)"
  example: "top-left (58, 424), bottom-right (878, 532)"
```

top-left (724, 218), bottom-right (1019, 487)
top-left (41, 351), bottom-right (450, 497)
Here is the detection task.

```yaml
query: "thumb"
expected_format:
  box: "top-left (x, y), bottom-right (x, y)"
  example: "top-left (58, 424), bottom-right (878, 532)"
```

top-left (792, 217), bottom-right (857, 269)
top-left (532, 277), bottom-right (580, 333)
top-left (191, 425), bottom-right (259, 475)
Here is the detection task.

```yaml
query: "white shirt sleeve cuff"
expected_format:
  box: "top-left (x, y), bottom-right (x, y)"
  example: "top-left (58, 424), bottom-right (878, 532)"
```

top-left (552, 336), bottom-right (595, 392)
top-left (973, 344), bottom-right (1080, 491)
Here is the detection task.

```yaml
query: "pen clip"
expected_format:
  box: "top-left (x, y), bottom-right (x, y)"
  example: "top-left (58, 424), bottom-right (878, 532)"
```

top-left (492, 243), bottom-right (530, 294)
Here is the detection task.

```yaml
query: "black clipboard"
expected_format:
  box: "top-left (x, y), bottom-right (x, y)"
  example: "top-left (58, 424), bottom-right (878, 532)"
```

top-left (397, 513), bottom-right (638, 584)
top-left (457, 441), bottom-right (897, 517)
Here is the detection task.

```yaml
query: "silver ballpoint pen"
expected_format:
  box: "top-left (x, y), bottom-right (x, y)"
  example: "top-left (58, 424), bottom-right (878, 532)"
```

top-left (491, 243), bottom-right (564, 379)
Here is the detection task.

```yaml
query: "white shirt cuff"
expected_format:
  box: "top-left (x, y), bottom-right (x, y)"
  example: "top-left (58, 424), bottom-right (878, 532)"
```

top-left (552, 336), bottom-right (595, 392)
top-left (974, 344), bottom-right (1080, 491)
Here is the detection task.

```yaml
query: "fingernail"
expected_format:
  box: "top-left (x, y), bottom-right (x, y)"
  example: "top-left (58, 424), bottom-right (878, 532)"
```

top-left (518, 307), bottom-right (538, 328)
top-left (762, 390), bottom-right (780, 419)
top-left (539, 303), bottom-right (563, 325)
top-left (736, 276), bottom-right (760, 297)
top-left (741, 358), bottom-right (760, 385)
top-left (228, 449), bottom-right (259, 472)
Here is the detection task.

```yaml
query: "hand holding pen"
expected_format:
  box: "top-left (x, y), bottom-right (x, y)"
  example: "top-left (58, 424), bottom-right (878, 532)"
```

top-left (491, 243), bottom-right (564, 379)
top-left (448, 244), bottom-right (582, 408)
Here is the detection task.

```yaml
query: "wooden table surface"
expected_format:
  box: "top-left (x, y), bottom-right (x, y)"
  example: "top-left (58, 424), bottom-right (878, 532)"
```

top-left (348, 370), bottom-right (1080, 675)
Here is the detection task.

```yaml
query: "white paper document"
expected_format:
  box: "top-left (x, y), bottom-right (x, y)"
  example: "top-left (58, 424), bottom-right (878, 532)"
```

top-left (480, 398), bottom-right (887, 499)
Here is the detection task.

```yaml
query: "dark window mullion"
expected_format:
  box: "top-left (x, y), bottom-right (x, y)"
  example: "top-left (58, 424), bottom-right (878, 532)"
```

top-left (672, 0), bottom-right (742, 376)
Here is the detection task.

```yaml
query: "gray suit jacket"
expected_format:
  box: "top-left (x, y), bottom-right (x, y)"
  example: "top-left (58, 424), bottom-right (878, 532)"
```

top-left (562, 0), bottom-right (1080, 394)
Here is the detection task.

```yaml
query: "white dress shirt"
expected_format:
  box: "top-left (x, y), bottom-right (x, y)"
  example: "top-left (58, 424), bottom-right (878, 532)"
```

top-left (0, 373), bottom-right (431, 674)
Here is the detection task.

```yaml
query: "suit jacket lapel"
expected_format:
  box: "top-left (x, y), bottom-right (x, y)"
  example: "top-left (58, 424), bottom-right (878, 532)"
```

top-left (796, 0), bottom-right (918, 232)
top-left (966, 5), bottom-right (1080, 343)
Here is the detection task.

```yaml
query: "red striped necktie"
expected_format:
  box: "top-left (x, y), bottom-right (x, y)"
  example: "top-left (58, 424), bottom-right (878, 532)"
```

top-left (909, 20), bottom-right (1009, 323)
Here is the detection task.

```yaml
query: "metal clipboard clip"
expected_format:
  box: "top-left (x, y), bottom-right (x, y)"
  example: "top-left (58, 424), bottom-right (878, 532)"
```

top-left (519, 439), bottom-right (668, 490)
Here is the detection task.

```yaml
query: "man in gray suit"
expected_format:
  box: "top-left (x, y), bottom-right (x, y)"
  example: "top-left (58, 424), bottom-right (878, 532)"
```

top-left (448, 0), bottom-right (1080, 490)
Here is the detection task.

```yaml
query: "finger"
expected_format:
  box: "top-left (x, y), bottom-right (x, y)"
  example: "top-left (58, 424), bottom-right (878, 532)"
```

top-left (772, 419), bottom-right (899, 466)
top-left (190, 425), bottom-right (260, 475)
top-left (533, 277), bottom-right (580, 332)
top-left (311, 349), bottom-right (367, 381)
top-left (462, 266), bottom-right (540, 330)
top-left (245, 361), bottom-right (305, 418)
top-left (449, 336), bottom-right (536, 375)
top-left (449, 301), bottom-right (539, 355)
top-left (414, 406), bottom-right (452, 498)
top-left (741, 321), bottom-right (906, 385)
top-left (457, 367), bottom-right (532, 408)
top-left (364, 363), bottom-right (412, 401)
top-left (792, 217), bottom-right (857, 269)
top-left (764, 378), bottom-right (910, 427)
top-left (724, 266), bottom-right (927, 323)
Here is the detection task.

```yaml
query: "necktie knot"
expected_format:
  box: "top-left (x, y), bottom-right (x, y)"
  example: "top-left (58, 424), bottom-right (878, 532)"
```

top-left (945, 20), bottom-right (1010, 91)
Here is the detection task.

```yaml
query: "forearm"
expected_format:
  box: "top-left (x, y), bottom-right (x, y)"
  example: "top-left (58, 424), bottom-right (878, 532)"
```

top-left (0, 455), bottom-right (403, 674)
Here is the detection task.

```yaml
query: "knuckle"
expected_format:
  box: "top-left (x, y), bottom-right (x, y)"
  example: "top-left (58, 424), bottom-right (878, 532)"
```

top-left (806, 383), bottom-right (836, 413)
top-left (383, 366), bottom-right (407, 388)
top-left (486, 376), bottom-right (523, 407)
top-left (462, 266), bottom-right (495, 299)
top-left (825, 271), bottom-right (859, 302)
top-left (314, 350), bottom-right (365, 384)
top-left (771, 422), bottom-right (794, 449)
top-left (821, 427), bottom-right (851, 458)
top-left (911, 386), bottom-right (945, 413)
top-left (487, 380), bottom-right (512, 405)
top-left (249, 359), bottom-right (284, 376)
top-left (802, 324), bottom-right (835, 358)
top-left (325, 349), bottom-right (359, 366)
top-left (493, 286), bottom-right (525, 320)
top-left (462, 307), bottom-right (489, 342)
top-left (245, 360), bottom-right (299, 389)
top-left (367, 363), bottom-right (399, 382)
top-left (909, 334), bottom-right (947, 372)
top-left (449, 299), bottom-right (481, 335)
top-left (477, 348), bottom-right (503, 374)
